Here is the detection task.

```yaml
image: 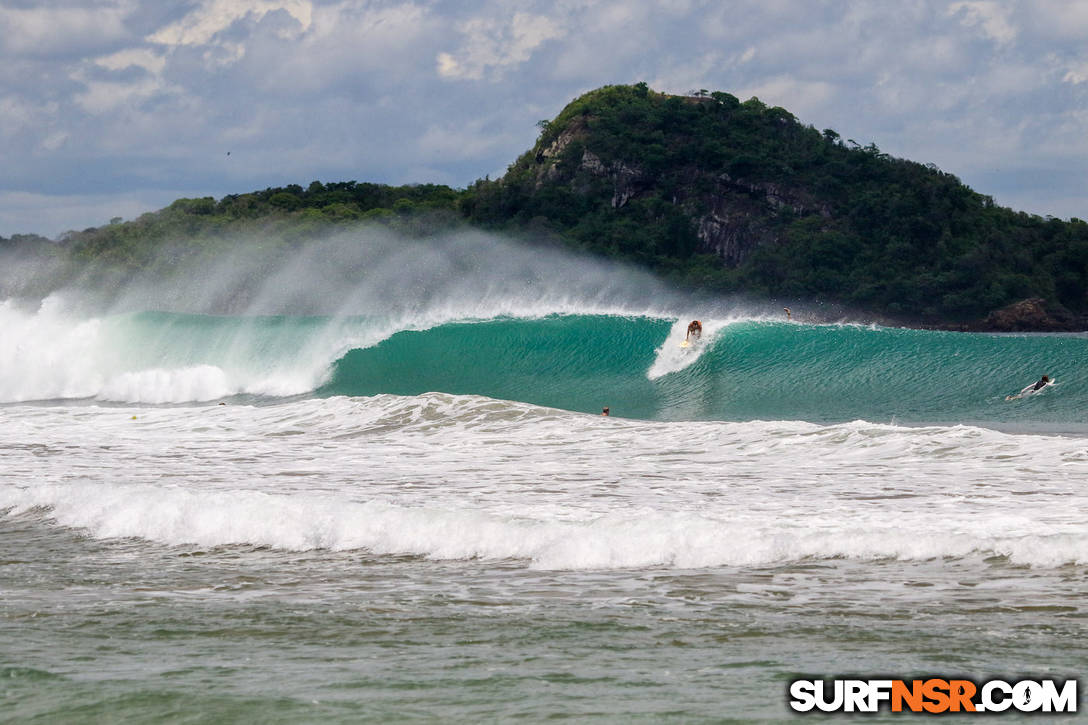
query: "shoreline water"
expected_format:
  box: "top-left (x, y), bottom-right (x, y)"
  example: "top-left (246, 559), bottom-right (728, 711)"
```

top-left (3, 290), bottom-right (1084, 719)
top-left (3, 394), bottom-right (1086, 720)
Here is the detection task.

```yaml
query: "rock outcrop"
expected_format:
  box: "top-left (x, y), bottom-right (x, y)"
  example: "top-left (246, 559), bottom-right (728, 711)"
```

top-left (983, 298), bottom-right (1069, 331)
top-left (539, 141), bottom-right (824, 266)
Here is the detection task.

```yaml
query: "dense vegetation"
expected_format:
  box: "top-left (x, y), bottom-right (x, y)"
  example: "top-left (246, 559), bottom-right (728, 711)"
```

top-left (464, 83), bottom-right (1088, 326)
top-left (4, 83), bottom-right (1086, 327)
top-left (0, 182), bottom-right (463, 296)
top-left (65, 181), bottom-right (461, 272)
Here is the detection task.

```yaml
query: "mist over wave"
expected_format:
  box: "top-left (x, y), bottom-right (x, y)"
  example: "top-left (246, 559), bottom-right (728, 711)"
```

top-left (0, 225), bottom-right (765, 405)
top-left (3, 224), bottom-right (1083, 431)
top-left (5, 226), bottom-right (702, 318)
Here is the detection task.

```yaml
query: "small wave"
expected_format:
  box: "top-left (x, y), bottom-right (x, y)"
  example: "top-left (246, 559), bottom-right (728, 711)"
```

top-left (4, 480), bottom-right (1086, 570)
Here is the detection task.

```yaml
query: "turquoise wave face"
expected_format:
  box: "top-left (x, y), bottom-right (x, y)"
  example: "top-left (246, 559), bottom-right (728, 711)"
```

top-left (321, 315), bottom-right (1088, 431)
top-left (322, 315), bottom-right (672, 419)
top-left (10, 303), bottom-right (1082, 428)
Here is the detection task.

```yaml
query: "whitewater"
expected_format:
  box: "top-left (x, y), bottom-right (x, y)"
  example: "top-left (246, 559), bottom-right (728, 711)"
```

top-left (2, 227), bottom-right (1085, 721)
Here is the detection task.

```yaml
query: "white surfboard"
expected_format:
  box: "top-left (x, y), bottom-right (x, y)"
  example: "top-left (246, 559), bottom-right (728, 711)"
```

top-left (1006, 380), bottom-right (1054, 401)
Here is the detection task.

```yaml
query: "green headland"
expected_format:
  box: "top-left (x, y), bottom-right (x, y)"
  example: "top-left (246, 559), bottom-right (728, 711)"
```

top-left (4, 83), bottom-right (1086, 330)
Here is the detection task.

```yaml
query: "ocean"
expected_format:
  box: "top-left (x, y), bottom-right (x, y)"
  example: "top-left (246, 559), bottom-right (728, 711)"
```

top-left (1, 230), bottom-right (1085, 721)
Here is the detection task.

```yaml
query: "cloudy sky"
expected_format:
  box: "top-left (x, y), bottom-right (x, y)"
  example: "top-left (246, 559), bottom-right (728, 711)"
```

top-left (2, 0), bottom-right (1087, 237)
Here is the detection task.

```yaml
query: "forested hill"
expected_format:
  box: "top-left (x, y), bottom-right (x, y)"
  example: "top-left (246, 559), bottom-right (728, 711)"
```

top-left (464, 84), bottom-right (1088, 330)
top-left (4, 83), bottom-right (1087, 329)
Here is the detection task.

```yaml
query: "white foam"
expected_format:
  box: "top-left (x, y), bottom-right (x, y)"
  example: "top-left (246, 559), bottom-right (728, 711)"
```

top-left (0, 296), bottom-right (360, 403)
top-left (97, 365), bottom-right (234, 403)
top-left (647, 318), bottom-right (734, 379)
top-left (4, 472), bottom-right (1086, 570)
top-left (0, 297), bottom-right (106, 401)
top-left (4, 394), bottom-right (1085, 571)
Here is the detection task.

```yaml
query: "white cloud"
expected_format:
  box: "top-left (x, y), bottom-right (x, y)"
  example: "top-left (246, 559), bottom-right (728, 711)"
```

top-left (0, 96), bottom-right (65, 147)
top-left (231, 2), bottom-right (435, 93)
top-left (900, 34), bottom-right (968, 73)
top-left (148, 0), bottom-right (313, 48)
top-left (1062, 59), bottom-right (1088, 84)
top-left (73, 76), bottom-right (167, 114)
top-left (734, 76), bottom-right (836, 114)
top-left (1027, 0), bottom-right (1088, 40)
top-left (417, 118), bottom-right (516, 161)
top-left (95, 48), bottom-right (167, 75)
top-left (437, 12), bottom-right (565, 80)
top-left (649, 51), bottom-right (728, 97)
top-left (0, 96), bottom-right (35, 138)
top-left (0, 3), bottom-right (132, 55)
top-left (40, 132), bottom-right (70, 152)
top-left (69, 46), bottom-right (178, 115)
top-left (947, 1), bottom-right (1017, 45)
top-left (1030, 107), bottom-right (1088, 156)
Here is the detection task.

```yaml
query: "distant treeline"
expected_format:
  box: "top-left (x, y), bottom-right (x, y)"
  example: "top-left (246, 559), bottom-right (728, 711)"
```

top-left (59, 182), bottom-right (462, 272)
top-left (5, 83), bottom-right (1087, 327)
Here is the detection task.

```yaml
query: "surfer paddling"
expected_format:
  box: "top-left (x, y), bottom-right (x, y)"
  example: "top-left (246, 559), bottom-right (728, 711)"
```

top-left (685, 320), bottom-right (702, 341)
top-left (1006, 375), bottom-right (1050, 401)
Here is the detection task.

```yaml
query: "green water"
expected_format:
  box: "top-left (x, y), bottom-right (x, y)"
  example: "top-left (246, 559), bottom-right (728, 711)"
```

top-left (6, 518), bottom-right (1084, 722)
top-left (319, 316), bottom-right (1087, 429)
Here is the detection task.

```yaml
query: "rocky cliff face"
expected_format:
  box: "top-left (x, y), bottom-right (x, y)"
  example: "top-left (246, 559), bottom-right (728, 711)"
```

top-left (531, 126), bottom-right (828, 266)
top-left (689, 175), bottom-right (830, 265)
